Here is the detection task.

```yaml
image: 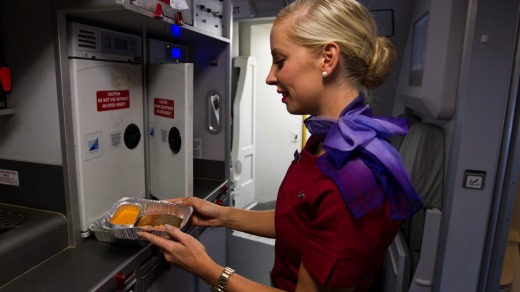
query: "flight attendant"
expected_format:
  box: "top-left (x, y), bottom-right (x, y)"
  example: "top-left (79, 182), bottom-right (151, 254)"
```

top-left (138, 0), bottom-right (422, 291)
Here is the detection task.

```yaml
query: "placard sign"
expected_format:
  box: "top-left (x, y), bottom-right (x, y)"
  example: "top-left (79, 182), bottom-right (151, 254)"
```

top-left (0, 169), bottom-right (19, 186)
top-left (97, 90), bottom-right (130, 111)
top-left (154, 98), bottom-right (174, 119)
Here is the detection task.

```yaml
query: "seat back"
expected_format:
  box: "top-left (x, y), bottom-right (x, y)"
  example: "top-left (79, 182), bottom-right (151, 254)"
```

top-left (399, 123), bottom-right (444, 275)
top-left (384, 122), bottom-right (445, 292)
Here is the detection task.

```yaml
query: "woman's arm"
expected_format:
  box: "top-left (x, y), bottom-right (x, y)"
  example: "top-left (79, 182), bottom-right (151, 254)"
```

top-left (222, 208), bottom-right (276, 238)
top-left (169, 197), bottom-right (276, 238)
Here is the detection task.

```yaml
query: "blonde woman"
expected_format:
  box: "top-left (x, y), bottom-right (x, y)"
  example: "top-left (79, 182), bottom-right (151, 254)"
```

top-left (139, 1), bottom-right (422, 291)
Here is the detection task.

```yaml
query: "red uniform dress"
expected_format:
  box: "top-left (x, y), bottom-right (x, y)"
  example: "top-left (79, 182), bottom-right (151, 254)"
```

top-left (271, 135), bottom-right (402, 291)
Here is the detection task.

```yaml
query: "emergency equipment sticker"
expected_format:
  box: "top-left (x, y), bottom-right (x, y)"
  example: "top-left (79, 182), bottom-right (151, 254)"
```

top-left (0, 169), bottom-right (19, 186)
top-left (85, 132), bottom-right (103, 160)
top-left (154, 98), bottom-right (174, 119)
top-left (97, 90), bottom-right (130, 111)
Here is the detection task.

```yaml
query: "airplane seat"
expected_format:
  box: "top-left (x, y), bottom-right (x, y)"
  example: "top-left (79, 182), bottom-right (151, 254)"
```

top-left (383, 122), bottom-right (444, 292)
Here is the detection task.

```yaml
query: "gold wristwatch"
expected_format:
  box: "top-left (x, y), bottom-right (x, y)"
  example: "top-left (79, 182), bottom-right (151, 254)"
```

top-left (211, 267), bottom-right (235, 292)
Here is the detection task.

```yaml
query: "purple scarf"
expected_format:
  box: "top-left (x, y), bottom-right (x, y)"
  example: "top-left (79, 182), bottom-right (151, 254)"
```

top-left (304, 96), bottom-right (423, 220)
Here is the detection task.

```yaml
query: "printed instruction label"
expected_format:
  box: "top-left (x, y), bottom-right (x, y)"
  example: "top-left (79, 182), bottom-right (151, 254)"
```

top-left (110, 130), bottom-right (123, 149)
top-left (160, 128), bottom-right (169, 143)
top-left (193, 138), bottom-right (202, 159)
top-left (0, 169), bottom-right (19, 186)
top-left (154, 98), bottom-right (174, 119)
top-left (97, 90), bottom-right (130, 111)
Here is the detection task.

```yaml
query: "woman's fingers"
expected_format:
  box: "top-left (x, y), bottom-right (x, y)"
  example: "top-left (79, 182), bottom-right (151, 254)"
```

top-left (137, 230), bottom-right (171, 247)
top-left (138, 225), bottom-right (186, 246)
top-left (164, 224), bottom-right (186, 242)
top-left (165, 197), bottom-right (186, 205)
top-left (165, 197), bottom-right (199, 206)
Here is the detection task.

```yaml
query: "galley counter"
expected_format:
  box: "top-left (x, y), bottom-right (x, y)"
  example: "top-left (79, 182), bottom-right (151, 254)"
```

top-left (0, 179), bottom-right (229, 292)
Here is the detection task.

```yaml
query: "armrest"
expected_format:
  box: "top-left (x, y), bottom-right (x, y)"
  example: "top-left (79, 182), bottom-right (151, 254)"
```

top-left (409, 208), bottom-right (442, 292)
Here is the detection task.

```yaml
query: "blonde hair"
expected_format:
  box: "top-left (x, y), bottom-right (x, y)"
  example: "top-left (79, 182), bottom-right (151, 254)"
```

top-left (275, 0), bottom-right (396, 90)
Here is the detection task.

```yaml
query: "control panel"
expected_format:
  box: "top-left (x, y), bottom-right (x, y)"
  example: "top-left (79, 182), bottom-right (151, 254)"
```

top-left (193, 0), bottom-right (226, 37)
top-left (129, 0), bottom-right (228, 38)
top-left (68, 22), bottom-right (142, 62)
top-left (131, 0), bottom-right (194, 25)
top-left (148, 38), bottom-right (190, 64)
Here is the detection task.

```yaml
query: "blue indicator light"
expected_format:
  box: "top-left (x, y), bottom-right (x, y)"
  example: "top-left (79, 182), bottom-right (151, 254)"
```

top-left (170, 24), bottom-right (181, 37)
top-left (171, 48), bottom-right (182, 59)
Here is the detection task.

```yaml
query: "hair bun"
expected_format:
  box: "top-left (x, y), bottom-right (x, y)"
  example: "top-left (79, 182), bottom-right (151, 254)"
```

top-left (362, 37), bottom-right (396, 90)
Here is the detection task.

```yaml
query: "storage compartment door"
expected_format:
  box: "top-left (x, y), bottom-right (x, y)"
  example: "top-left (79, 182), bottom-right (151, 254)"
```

top-left (148, 63), bottom-right (194, 200)
top-left (69, 59), bottom-right (145, 235)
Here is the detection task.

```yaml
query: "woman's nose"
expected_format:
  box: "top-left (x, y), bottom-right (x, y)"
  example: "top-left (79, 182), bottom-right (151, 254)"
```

top-left (266, 66), bottom-right (277, 85)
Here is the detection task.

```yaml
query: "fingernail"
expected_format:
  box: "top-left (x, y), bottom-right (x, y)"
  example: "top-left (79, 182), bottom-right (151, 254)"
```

top-left (165, 224), bottom-right (171, 230)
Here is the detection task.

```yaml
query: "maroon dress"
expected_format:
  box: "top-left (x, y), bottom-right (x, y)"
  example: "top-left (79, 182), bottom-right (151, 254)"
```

top-left (271, 136), bottom-right (402, 291)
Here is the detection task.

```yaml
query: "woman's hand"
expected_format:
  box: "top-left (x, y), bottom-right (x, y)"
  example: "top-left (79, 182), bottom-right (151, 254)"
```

top-left (167, 197), bottom-right (226, 228)
top-left (137, 225), bottom-right (222, 282)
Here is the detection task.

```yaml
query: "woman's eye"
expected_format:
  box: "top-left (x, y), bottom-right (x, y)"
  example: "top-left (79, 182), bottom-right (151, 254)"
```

top-left (274, 59), bottom-right (285, 68)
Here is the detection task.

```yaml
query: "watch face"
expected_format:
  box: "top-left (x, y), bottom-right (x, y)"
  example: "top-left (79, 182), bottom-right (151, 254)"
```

top-left (211, 267), bottom-right (235, 292)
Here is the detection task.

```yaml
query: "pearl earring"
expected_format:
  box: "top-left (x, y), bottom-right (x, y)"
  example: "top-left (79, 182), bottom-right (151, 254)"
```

top-left (321, 71), bottom-right (328, 78)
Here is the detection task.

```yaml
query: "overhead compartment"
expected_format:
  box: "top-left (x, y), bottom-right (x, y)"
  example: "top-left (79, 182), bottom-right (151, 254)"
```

top-left (54, 0), bottom-right (231, 42)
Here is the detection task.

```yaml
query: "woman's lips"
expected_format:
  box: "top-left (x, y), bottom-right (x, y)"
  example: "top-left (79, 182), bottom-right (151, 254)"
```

top-left (280, 91), bottom-right (288, 103)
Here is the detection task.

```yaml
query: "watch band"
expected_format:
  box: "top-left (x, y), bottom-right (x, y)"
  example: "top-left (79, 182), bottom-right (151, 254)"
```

top-left (211, 267), bottom-right (235, 292)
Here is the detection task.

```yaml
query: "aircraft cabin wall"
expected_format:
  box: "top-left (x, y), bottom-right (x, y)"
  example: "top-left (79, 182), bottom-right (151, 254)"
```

top-left (0, 0), bottom-right (67, 213)
top-left (387, 0), bottom-right (520, 291)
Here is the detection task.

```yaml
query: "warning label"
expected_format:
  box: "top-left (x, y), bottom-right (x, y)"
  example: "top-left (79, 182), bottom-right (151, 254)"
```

top-left (154, 98), bottom-right (174, 119)
top-left (0, 169), bottom-right (19, 186)
top-left (97, 90), bottom-right (130, 111)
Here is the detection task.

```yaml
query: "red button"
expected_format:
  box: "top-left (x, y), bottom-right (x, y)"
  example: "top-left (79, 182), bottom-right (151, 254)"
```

top-left (115, 273), bottom-right (126, 290)
top-left (176, 11), bottom-right (184, 25)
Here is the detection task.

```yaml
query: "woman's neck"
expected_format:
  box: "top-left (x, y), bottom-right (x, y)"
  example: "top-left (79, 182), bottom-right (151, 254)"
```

top-left (317, 85), bottom-right (360, 118)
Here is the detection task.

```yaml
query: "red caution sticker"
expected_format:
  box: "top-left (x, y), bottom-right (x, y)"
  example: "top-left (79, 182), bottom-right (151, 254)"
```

top-left (154, 98), bottom-right (174, 119)
top-left (97, 90), bottom-right (130, 111)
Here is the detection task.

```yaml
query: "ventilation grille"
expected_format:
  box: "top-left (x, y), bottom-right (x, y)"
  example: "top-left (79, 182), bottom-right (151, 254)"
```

top-left (75, 27), bottom-right (99, 53)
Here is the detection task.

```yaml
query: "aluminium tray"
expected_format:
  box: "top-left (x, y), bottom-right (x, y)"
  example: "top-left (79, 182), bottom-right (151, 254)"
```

top-left (90, 197), bottom-right (193, 242)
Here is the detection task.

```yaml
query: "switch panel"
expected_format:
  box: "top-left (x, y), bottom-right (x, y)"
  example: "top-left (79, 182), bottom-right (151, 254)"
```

top-left (463, 170), bottom-right (486, 190)
top-left (194, 0), bottom-right (227, 37)
top-left (131, 0), bottom-right (194, 25)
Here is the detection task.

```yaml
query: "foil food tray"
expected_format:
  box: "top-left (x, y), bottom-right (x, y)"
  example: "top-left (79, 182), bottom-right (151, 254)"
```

top-left (90, 197), bottom-right (193, 242)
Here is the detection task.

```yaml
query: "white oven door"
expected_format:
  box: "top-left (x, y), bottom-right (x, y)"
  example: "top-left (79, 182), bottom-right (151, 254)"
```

top-left (69, 59), bottom-right (145, 235)
top-left (148, 63), bottom-right (194, 200)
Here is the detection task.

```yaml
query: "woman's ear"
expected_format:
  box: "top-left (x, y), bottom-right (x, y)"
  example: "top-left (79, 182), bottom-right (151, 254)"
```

top-left (321, 42), bottom-right (340, 74)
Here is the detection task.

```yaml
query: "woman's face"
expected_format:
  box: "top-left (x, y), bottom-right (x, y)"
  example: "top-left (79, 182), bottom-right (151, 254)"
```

top-left (266, 21), bottom-right (324, 116)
